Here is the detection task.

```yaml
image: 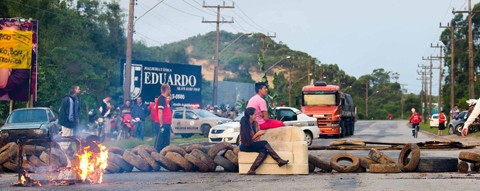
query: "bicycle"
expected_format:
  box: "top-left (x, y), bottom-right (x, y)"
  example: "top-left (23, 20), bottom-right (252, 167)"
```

top-left (412, 124), bottom-right (420, 138)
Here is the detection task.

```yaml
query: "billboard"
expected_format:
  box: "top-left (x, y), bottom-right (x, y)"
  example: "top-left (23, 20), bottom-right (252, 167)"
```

top-left (120, 59), bottom-right (202, 108)
top-left (0, 18), bottom-right (38, 101)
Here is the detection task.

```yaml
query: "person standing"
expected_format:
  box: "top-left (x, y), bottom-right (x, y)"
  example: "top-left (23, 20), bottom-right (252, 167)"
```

top-left (155, 84), bottom-right (172, 152)
top-left (409, 108), bottom-right (422, 138)
top-left (72, 85), bottom-right (81, 135)
top-left (148, 97), bottom-right (160, 137)
top-left (132, 97), bottom-right (150, 141)
top-left (438, 110), bottom-right (446, 136)
top-left (450, 105), bottom-right (460, 119)
top-left (100, 96), bottom-right (113, 141)
top-left (58, 89), bottom-right (79, 151)
top-left (246, 82), bottom-right (284, 130)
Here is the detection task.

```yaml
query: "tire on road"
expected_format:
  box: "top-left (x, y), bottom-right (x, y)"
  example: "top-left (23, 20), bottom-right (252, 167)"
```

top-left (369, 164), bottom-right (402, 173)
top-left (185, 144), bottom-right (205, 153)
top-left (160, 145), bottom-right (187, 157)
top-left (29, 155), bottom-right (47, 167)
top-left (458, 161), bottom-right (469, 173)
top-left (106, 161), bottom-right (123, 173)
top-left (191, 149), bottom-right (216, 172)
top-left (108, 152), bottom-right (133, 172)
top-left (23, 145), bottom-right (46, 156)
top-left (471, 163), bottom-right (480, 173)
top-left (123, 151), bottom-right (151, 172)
top-left (151, 152), bottom-right (178, 171)
top-left (0, 142), bottom-right (18, 164)
top-left (368, 148), bottom-right (395, 164)
top-left (108, 146), bottom-right (125, 156)
top-left (224, 150), bottom-right (238, 166)
top-left (2, 161), bottom-right (19, 172)
top-left (413, 157), bottom-right (458, 172)
top-left (309, 163), bottom-right (315, 173)
top-left (214, 155), bottom-right (238, 172)
top-left (132, 145), bottom-right (157, 155)
top-left (459, 151), bottom-right (480, 163)
top-left (308, 154), bottom-right (332, 172)
top-left (398, 143), bottom-right (421, 172)
top-left (166, 152), bottom-right (193, 172)
top-left (359, 156), bottom-right (378, 169)
top-left (184, 154), bottom-right (210, 172)
top-left (356, 166), bottom-right (367, 173)
top-left (138, 149), bottom-right (160, 171)
top-left (208, 142), bottom-right (233, 158)
top-left (330, 153), bottom-right (359, 173)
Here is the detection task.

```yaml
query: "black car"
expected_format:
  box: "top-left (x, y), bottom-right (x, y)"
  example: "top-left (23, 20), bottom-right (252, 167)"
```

top-left (447, 111), bottom-right (468, 135)
top-left (0, 107), bottom-right (60, 142)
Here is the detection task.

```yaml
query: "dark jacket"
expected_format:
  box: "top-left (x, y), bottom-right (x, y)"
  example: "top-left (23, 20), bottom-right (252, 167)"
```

top-left (59, 95), bottom-right (77, 128)
top-left (131, 102), bottom-right (149, 121)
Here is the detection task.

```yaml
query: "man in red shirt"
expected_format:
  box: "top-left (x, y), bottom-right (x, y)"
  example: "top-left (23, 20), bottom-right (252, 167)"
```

top-left (154, 84), bottom-right (172, 152)
top-left (438, 110), bottom-right (446, 136)
top-left (409, 108), bottom-right (422, 138)
top-left (148, 97), bottom-right (159, 137)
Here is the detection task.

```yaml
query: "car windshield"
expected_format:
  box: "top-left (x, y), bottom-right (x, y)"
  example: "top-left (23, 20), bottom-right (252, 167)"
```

top-left (7, 109), bottom-right (48, 123)
top-left (195, 110), bottom-right (218, 118)
top-left (304, 93), bottom-right (337, 106)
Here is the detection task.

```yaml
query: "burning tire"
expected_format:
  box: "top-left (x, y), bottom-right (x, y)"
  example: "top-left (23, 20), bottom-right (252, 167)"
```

top-left (184, 154), bottom-right (210, 172)
top-left (308, 155), bottom-right (332, 172)
top-left (123, 151), bottom-right (151, 172)
top-left (330, 153), bottom-right (360, 173)
top-left (138, 149), bottom-right (160, 171)
top-left (459, 151), bottom-right (480, 163)
top-left (214, 155), bottom-right (238, 172)
top-left (166, 152), bottom-right (192, 172)
top-left (160, 145), bottom-right (187, 157)
top-left (398, 143), bottom-right (421, 172)
top-left (108, 146), bottom-right (125, 156)
top-left (190, 149), bottom-right (216, 172)
top-left (224, 150), bottom-right (238, 166)
top-left (359, 156), bottom-right (377, 169)
top-left (0, 142), bottom-right (18, 164)
top-left (50, 148), bottom-right (69, 167)
top-left (369, 164), bottom-right (402, 173)
top-left (108, 152), bottom-right (133, 172)
top-left (208, 142), bottom-right (233, 158)
top-left (151, 152), bottom-right (178, 171)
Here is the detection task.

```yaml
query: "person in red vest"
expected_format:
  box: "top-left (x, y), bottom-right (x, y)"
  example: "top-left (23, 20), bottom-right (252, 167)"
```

top-left (409, 108), bottom-right (422, 137)
top-left (438, 110), bottom-right (446, 136)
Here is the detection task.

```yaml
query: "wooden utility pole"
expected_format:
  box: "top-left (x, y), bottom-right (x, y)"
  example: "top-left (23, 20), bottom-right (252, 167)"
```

top-left (418, 64), bottom-right (430, 123)
top-left (453, 0), bottom-right (480, 99)
top-left (400, 84), bottom-right (407, 119)
top-left (440, 22), bottom-right (455, 112)
top-left (203, 1), bottom-right (234, 105)
top-left (124, 0), bottom-right (135, 100)
top-left (431, 44), bottom-right (444, 111)
top-left (365, 81), bottom-right (369, 118)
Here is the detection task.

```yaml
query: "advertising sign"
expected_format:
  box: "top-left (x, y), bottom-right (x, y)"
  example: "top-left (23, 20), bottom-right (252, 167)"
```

top-left (121, 59), bottom-right (202, 107)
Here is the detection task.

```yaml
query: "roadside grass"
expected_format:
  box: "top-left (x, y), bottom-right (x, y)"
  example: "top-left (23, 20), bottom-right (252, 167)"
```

top-left (103, 134), bottom-right (209, 149)
top-left (405, 122), bottom-right (480, 137)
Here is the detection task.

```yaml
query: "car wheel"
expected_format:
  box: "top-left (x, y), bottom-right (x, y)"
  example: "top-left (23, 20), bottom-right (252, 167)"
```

top-left (340, 121), bottom-right (346, 138)
top-left (448, 125), bottom-right (454, 135)
top-left (455, 124), bottom-right (463, 136)
top-left (304, 131), bottom-right (313, 146)
top-left (201, 125), bottom-right (211, 138)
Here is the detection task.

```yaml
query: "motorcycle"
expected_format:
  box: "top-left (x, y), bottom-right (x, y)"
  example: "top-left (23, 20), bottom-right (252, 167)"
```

top-left (86, 109), bottom-right (104, 138)
top-left (117, 112), bottom-right (138, 141)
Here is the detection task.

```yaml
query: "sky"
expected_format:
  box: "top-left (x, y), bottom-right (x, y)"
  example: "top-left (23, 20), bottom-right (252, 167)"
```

top-left (119, 0), bottom-right (471, 95)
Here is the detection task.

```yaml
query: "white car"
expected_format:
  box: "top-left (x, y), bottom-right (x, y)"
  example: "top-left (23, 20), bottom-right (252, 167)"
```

top-left (209, 107), bottom-right (320, 146)
top-left (429, 114), bottom-right (447, 127)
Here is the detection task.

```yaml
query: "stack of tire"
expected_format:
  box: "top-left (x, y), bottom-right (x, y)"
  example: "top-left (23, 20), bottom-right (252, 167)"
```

top-left (0, 142), bottom-right (68, 173)
top-left (309, 143), bottom-right (457, 173)
top-left (105, 142), bottom-right (240, 173)
top-left (458, 151), bottom-right (480, 173)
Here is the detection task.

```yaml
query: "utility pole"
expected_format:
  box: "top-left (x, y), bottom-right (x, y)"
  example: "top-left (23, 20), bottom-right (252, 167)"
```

top-left (431, 44), bottom-right (444, 111)
top-left (258, 33), bottom-right (276, 59)
top-left (203, 1), bottom-right (234, 105)
top-left (400, 84), bottom-right (408, 119)
top-left (440, 22), bottom-right (455, 112)
top-left (365, 81), bottom-right (369, 118)
top-left (453, 0), bottom-right (480, 98)
top-left (124, 0), bottom-right (135, 100)
top-left (422, 56), bottom-right (440, 117)
top-left (418, 64), bottom-right (430, 123)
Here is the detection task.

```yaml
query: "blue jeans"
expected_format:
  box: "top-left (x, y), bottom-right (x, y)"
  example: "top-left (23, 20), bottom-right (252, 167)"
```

top-left (135, 121), bottom-right (145, 141)
top-left (152, 121), bottom-right (159, 137)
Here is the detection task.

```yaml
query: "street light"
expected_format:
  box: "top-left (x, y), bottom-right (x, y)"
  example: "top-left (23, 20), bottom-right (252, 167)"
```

top-left (366, 90), bottom-right (380, 118)
top-left (265, 56), bottom-right (291, 73)
top-left (219, 32), bottom-right (253, 55)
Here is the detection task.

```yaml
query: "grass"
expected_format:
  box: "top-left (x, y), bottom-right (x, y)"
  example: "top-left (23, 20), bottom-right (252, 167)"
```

top-left (406, 122), bottom-right (480, 137)
top-left (102, 134), bottom-right (209, 149)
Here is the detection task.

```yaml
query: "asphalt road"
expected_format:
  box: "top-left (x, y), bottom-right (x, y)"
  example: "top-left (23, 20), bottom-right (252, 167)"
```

top-left (0, 120), bottom-right (479, 191)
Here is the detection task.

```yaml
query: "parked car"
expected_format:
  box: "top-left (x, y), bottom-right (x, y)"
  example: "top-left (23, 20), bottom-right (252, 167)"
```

top-left (0, 107), bottom-right (60, 142)
top-left (171, 108), bottom-right (232, 138)
top-left (447, 111), bottom-right (468, 135)
top-left (208, 107), bottom-right (320, 146)
top-left (429, 114), bottom-right (447, 128)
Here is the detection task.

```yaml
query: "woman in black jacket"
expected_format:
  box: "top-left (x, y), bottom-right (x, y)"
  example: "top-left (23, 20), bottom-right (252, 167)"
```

top-left (239, 107), bottom-right (289, 175)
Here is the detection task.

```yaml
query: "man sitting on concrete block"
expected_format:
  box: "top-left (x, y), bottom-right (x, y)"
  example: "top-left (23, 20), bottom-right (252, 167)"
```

top-left (247, 82), bottom-right (284, 130)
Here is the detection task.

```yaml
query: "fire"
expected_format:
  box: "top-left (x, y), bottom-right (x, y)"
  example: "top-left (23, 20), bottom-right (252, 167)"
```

top-left (20, 175), bottom-right (26, 185)
top-left (76, 144), bottom-right (109, 184)
top-left (15, 173), bottom-right (42, 187)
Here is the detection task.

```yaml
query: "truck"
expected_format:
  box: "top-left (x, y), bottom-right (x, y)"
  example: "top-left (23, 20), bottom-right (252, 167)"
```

top-left (298, 81), bottom-right (356, 138)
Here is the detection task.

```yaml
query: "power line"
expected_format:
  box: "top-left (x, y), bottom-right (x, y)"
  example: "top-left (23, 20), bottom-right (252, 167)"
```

top-left (182, 0), bottom-right (216, 16)
top-left (163, 2), bottom-right (203, 18)
top-left (236, 4), bottom-right (273, 33)
top-left (135, 0), bottom-right (166, 23)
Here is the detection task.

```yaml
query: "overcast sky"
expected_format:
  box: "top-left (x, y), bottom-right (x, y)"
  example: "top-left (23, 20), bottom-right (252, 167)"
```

top-left (120, 0), bottom-right (470, 94)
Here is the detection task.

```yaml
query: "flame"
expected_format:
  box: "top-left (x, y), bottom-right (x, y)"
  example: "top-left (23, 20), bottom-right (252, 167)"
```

top-left (76, 144), bottom-right (109, 184)
top-left (20, 175), bottom-right (26, 185)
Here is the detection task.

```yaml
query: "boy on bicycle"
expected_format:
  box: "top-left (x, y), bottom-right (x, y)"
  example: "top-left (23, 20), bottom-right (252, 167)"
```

top-left (409, 108), bottom-right (422, 137)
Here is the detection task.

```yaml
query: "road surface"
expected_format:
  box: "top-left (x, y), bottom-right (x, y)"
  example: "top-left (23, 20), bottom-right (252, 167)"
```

top-left (0, 120), bottom-right (479, 191)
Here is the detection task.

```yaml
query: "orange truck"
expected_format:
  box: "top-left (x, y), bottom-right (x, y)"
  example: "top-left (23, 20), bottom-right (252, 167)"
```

top-left (298, 81), bottom-right (356, 138)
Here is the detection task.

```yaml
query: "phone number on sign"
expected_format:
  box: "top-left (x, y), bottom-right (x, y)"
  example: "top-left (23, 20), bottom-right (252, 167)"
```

top-left (171, 94), bottom-right (185, 100)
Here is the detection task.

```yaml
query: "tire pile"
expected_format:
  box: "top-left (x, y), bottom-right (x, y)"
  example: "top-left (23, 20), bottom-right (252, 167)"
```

top-left (308, 143), bottom-right (460, 173)
top-left (458, 151), bottom-right (480, 173)
top-left (106, 142), bottom-right (240, 173)
top-left (0, 142), bottom-right (69, 173)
